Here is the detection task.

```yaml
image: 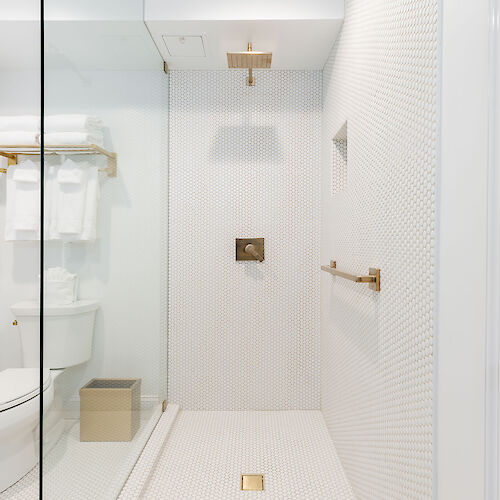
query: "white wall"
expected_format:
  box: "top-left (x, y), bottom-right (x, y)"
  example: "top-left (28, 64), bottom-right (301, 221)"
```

top-left (168, 69), bottom-right (321, 410)
top-left (0, 70), bottom-right (40, 369)
top-left (0, 68), bottom-right (168, 402)
top-left (437, 0), bottom-right (489, 498)
top-left (320, 0), bottom-right (438, 498)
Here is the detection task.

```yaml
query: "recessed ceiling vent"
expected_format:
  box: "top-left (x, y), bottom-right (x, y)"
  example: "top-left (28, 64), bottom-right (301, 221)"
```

top-left (162, 35), bottom-right (206, 57)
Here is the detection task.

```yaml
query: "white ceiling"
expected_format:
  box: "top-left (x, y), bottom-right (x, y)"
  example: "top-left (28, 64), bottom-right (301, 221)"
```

top-left (145, 0), bottom-right (344, 71)
top-left (146, 19), bottom-right (343, 70)
top-left (0, 0), bottom-right (344, 71)
top-left (145, 0), bottom-right (344, 21)
top-left (0, 20), bottom-right (162, 71)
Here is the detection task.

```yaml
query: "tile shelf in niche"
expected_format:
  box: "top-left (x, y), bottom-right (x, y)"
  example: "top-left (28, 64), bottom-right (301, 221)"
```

top-left (0, 144), bottom-right (117, 178)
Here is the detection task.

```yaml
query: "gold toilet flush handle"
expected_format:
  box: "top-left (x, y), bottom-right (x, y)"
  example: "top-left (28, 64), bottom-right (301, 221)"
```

top-left (12, 320), bottom-right (17, 326)
top-left (236, 238), bottom-right (265, 262)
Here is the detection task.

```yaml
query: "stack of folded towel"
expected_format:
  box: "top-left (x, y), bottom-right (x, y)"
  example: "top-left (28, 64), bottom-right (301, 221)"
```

top-left (0, 115), bottom-right (40, 146)
top-left (44, 115), bottom-right (104, 147)
top-left (0, 114), bottom-right (104, 147)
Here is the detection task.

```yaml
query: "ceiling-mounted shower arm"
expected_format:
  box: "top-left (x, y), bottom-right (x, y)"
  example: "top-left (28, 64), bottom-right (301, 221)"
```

top-left (246, 43), bottom-right (255, 86)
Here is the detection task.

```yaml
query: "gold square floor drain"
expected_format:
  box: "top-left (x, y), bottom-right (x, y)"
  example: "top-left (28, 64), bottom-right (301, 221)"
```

top-left (241, 474), bottom-right (264, 491)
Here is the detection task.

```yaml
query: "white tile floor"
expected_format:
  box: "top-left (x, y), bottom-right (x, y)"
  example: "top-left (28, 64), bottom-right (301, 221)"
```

top-left (0, 406), bottom-right (161, 500)
top-left (139, 410), bottom-right (355, 500)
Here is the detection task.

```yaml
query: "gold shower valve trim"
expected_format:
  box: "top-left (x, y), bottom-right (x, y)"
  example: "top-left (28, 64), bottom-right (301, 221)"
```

top-left (236, 238), bottom-right (265, 261)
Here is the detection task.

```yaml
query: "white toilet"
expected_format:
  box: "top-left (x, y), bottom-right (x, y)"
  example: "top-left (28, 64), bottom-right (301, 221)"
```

top-left (0, 299), bottom-right (99, 493)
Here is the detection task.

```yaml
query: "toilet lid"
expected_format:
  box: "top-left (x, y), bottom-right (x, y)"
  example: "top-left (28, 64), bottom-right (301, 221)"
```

top-left (0, 368), bottom-right (51, 412)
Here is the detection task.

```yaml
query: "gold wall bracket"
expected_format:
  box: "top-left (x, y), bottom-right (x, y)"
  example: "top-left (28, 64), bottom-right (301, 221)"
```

top-left (236, 238), bottom-right (264, 262)
top-left (321, 260), bottom-right (381, 292)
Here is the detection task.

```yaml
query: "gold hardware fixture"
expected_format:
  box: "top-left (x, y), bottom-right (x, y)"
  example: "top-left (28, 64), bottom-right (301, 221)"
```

top-left (241, 474), bottom-right (264, 491)
top-left (321, 260), bottom-right (381, 292)
top-left (12, 320), bottom-right (17, 326)
top-left (236, 238), bottom-right (264, 261)
top-left (0, 144), bottom-right (117, 177)
top-left (163, 61), bottom-right (169, 74)
top-left (162, 400), bottom-right (167, 412)
top-left (227, 42), bottom-right (272, 86)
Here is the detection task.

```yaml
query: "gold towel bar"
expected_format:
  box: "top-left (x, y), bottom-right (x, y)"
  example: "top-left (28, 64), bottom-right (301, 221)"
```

top-left (321, 260), bottom-right (381, 292)
top-left (0, 144), bottom-right (117, 177)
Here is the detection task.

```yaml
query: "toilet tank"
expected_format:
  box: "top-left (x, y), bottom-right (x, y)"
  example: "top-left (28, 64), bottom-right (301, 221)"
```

top-left (11, 300), bottom-right (99, 369)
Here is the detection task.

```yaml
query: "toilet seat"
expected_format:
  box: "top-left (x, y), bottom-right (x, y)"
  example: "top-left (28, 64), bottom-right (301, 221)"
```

top-left (0, 368), bottom-right (51, 412)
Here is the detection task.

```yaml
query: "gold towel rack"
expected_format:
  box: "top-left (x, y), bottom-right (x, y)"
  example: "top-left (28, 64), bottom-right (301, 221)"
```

top-left (321, 260), bottom-right (381, 292)
top-left (0, 144), bottom-right (117, 177)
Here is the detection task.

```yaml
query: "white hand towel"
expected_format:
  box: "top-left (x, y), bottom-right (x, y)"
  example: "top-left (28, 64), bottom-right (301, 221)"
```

top-left (80, 166), bottom-right (100, 241)
top-left (4, 158), bottom-right (41, 240)
top-left (0, 131), bottom-right (39, 146)
top-left (54, 158), bottom-right (88, 235)
top-left (57, 159), bottom-right (84, 185)
top-left (45, 115), bottom-right (102, 133)
top-left (43, 131), bottom-right (104, 147)
top-left (0, 115), bottom-right (40, 132)
top-left (12, 159), bottom-right (40, 183)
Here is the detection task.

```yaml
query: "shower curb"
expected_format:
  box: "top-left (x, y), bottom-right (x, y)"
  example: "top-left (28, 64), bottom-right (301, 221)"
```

top-left (117, 403), bottom-right (180, 500)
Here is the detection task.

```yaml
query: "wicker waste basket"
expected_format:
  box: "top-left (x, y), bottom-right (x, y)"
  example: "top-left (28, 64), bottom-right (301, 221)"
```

top-left (80, 378), bottom-right (141, 442)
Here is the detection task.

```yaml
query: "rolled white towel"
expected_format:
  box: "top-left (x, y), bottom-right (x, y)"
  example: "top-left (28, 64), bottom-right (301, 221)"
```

top-left (43, 131), bottom-right (104, 147)
top-left (0, 131), bottom-right (39, 146)
top-left (0, 115), bottom-right (40, 132)
top-left (44, 115), bottom-right (102, 133)
top-left (43, 267), bottom-right (78, 305)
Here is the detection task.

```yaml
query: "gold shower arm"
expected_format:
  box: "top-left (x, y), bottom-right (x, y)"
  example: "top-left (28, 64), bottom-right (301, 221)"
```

top-left (321, 260), bottom-right (381, 292)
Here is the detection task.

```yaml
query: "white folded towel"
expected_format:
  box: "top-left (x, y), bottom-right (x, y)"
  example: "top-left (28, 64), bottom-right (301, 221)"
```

top-left (45, 114), bottom-right (102, 133)
top-left (12, 160), bottom-right (40, 183)
top-left (43, 131), bottom-right (104, 147)
top-left (0, 131), bottom-right (39, 146)
top-left (0, 115), bottom-right (40, 132)
top-left (53, 158), bottom-right (88, 235)
top-left (80, 166), bottom-right (100, 241)
top-left (5, 158), bottom-right (41, 240)
top-left (46, 159), bottom-right (99, 242)
top-left (43, 267), bottom-right (78, 305)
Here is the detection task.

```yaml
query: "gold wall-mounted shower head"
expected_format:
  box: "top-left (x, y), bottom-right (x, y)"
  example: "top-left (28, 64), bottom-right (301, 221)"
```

top-left (227, 43), bottom-right (272, 86)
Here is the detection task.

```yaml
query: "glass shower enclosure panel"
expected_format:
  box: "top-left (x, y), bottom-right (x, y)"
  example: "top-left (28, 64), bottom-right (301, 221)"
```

top-left (40, 2), bottom-right (167, 498)
top-left (0, 3), bottom-right (42, 499)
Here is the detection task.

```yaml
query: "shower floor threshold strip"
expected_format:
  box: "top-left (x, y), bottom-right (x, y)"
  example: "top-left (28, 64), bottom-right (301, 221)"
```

top-left (119, 403), bottom-right (180, 499)
top-left (137, 410), bottom-right (355, 500)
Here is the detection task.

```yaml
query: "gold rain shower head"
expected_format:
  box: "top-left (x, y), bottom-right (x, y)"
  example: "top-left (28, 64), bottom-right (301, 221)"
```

top-left (227, 43), bottom-right (272, 86)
